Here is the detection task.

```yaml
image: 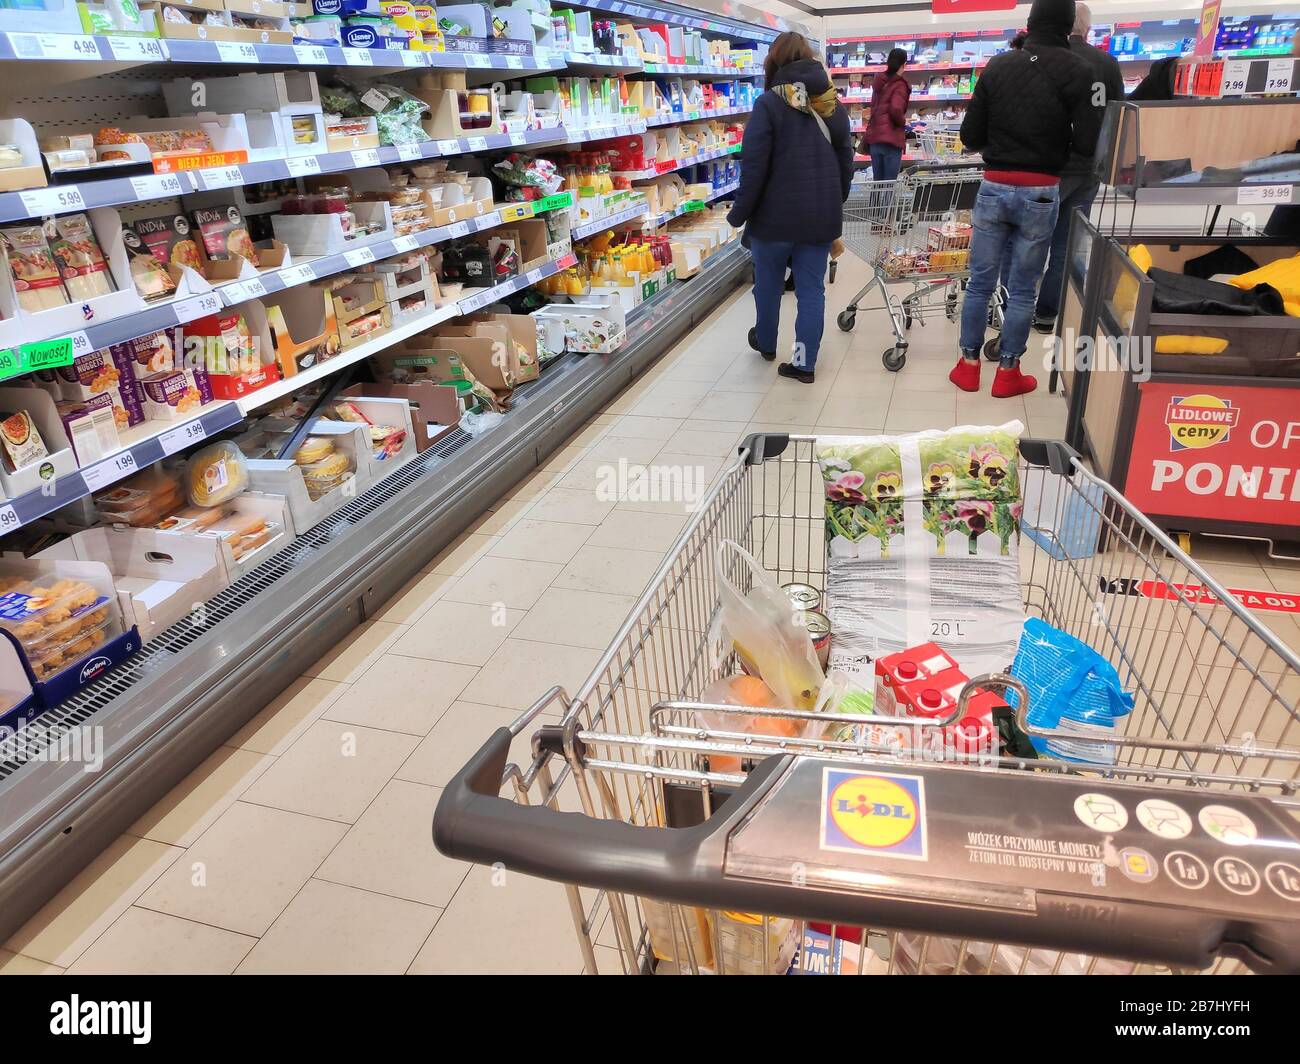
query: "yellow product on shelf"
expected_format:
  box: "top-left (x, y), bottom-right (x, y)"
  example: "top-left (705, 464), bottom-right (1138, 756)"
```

top-left (294, 436), bottom-right (337, 465)
top-left (187, 441), bottom-right (250, 509)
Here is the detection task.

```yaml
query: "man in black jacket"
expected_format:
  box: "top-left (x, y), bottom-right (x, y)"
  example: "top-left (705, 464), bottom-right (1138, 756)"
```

top-left (953, 0), bottom-right (1101, 398)
top-left (1033, 2), bottom-right (1125, 333)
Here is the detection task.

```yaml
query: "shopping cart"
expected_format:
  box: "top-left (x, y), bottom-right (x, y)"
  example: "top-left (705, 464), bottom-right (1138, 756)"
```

top-left (835, 165), bottom-right (992, 372)
top-left (434, 434), bottom-right (1300, 975)
top-left (913, 127), bottom-right (975, 164)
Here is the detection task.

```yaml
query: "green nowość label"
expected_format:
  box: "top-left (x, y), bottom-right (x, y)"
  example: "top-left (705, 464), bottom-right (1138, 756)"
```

top-left (0, 336), bottom-right (79, 382)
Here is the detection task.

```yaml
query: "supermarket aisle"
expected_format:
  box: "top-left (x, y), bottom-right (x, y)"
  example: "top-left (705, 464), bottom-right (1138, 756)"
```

top-left (2, 251), bottom-right (1296, 975)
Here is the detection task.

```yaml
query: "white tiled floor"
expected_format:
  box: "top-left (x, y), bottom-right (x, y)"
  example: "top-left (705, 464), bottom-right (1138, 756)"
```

top-left (3, 251), bottom-right (1297, 975)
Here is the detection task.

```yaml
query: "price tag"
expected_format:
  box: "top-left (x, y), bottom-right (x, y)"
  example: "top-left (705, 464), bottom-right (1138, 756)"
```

top-left (286, 155), bottom-right (322, 177)
top-left (19, 184), bottom-right (87, 217)
top-left (82, 450), bottom-right (138, 493)
top-left (526, 267), bottom-right (544, 284)
top-left (344, 246), bottom-right (376, 267)
top-left (66, 330), bottom-right (94, 359)
top-left (465, 53), bottom-right (491, 68)
top-left (0, 504), bottom-right (19, 534)
top-left (1239, 185), bottom-right (1294, 205)
top-left (396, 142), bottom-right (423, 161)
top-left (196, 164), bottom-right (243, 190)
top-left (160, 419), bottom-right (208, 456)
top-left (343, 47), bottom-right (374, 66)
top-left (391, 234), bottom-right (420, 253)
top-left (1220, 59), bottom-right (1251, 97)
top-left (401, 49), bottom-right (427, 67)
top-left (294, 44), bottom-right (328, 64)
top-left (505, 55), bottom-right (523, 69)
top-left (436, 139), bottom-right (462, 155)
top-left (216, 41), bottom-right (259, 63)
top-left (510, 131), bottom-right (528, 146)
top-left (1266, 58), bottom-right (1294, 94)
top-left (223, 276), bottom-right (268, 304)
top-left (278, 263), bottom-right (316, 287)
top-left (466, 136), bottom-right (488, 152)
top-left (106, 35), bottom-right (164, 62)
top-left (447, 221), bottom-right (470, 238)
top-left (17, 33), bottom-right (101, 60)
top-left (129, 172), bottom-right (185, 200)
top-left (173, 291), bottom-right (222, 321)
top-left (351, 148), bottom-right (381, 167)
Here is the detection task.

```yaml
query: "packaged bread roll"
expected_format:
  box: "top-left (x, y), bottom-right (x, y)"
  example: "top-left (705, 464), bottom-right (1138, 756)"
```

top-left (187, 440), bottom-right (249, 507)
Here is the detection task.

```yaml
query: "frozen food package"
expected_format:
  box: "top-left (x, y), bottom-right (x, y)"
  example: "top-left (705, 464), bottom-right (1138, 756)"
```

top-left (818, 423), bottom-right (1027, 683)
top-left (1, 222), bottom-right (70, 312)
top-left (0, 410), bottom-right (51, 473)
top-left (126, 213), bottom-right (201, 275)
top-left (187, 441), bottom-right (249, 507)
top-left (47, 214), bottom-right (115, 300)
top-left (189, 205), bottom-right (260, 268)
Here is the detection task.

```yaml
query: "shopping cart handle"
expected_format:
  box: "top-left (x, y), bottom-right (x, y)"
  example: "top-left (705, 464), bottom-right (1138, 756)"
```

top-left (434, 726), bottom-right (790, 900)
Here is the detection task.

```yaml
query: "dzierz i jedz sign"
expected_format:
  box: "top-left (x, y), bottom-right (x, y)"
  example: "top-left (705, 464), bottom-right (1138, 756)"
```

top-left (1124, 381), bottom-right (1300, 528)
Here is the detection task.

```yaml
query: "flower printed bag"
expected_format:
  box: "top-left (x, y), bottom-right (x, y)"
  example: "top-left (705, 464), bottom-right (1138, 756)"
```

top-left (817, 423), bottom-right (1027, 685)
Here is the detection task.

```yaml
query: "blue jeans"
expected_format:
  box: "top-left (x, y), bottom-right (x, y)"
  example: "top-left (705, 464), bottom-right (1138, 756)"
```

top-left (960, 180), bottom-right (1060, 364)
top-left (1035, 175), bottom-right (1098, 321)
top-left (870, 144), bottom-right (902, 182)
top-left (750, 236), bottom-right (831, 371)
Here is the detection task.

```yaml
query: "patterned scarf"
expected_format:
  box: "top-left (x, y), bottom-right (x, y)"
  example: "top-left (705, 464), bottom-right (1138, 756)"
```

top-left (772, 81), bottom-right (839, 119)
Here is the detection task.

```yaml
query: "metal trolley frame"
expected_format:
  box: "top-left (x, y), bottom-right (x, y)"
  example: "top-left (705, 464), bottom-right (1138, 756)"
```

top-left (435, 434), bottom-right (1300, 975)
top-left (835, 165), bottom-right (991, 372)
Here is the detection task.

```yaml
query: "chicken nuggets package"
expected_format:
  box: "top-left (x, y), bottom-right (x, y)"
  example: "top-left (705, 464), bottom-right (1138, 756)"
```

top-left (817, 423), bottom-right (1026, 686)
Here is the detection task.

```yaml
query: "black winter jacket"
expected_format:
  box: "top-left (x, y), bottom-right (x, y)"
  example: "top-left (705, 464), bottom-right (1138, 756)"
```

top-left (960, 32), bottom-right (1102, 177)
top-left (1063, 34), bottom-right (1124, 176)
top-left (726, 59), bottom-right (854, 245)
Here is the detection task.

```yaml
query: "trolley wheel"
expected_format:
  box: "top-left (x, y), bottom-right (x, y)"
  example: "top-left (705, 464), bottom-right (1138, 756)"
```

top-left (983, 337), bottom-right (1002, 362)
top-left (882, 347), bottom-right (907, 372)
top-left (836, 310), bottom-right (857, 332)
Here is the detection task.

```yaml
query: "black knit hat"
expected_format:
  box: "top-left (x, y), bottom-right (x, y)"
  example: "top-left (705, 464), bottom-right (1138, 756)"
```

top-left (1027, 0), bottom-right (1075, 37)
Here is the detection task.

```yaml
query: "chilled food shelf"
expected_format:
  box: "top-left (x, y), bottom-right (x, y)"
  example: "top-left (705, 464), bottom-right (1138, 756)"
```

top-left (650, 180), bottom-right (737, 226)
top-left (0, 238), bottom-right (753, 943)
top-left (614, 141), bottom-right (740, 181)
top-left (572, 201), bottom-right (651, 238)
top-left (0, 249), bottom-right (580, 533)
top-left (562, 104), bottom-right (753, 144)
top-left (0, 128), bottom-right (574, 226)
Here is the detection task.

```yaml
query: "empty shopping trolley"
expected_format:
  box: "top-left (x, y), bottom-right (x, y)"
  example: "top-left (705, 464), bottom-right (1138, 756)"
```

top-left (434, 434), bottom-right (1300, 975)
top-left (837, 165), bottom-right (989, 372)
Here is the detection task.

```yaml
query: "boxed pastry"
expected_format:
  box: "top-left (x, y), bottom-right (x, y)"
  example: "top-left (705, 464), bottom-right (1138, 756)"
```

top-left (0, 558), bottom-right (141, 708)
top-left (324, 394), bottom-right (416, 475)
top-left (94, 467), bottom-right (187, 528)
top-left (189, 302), bottom-right (280, 400)
top-left (0, 118), bottom-right (47, 195)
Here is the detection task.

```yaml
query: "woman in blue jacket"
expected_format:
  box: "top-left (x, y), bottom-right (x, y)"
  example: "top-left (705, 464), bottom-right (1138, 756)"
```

top-left (727, 32), bottom-right (854, 384)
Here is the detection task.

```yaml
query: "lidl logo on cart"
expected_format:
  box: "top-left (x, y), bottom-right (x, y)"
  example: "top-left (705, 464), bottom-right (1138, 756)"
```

top-left (820, 769), bottom-right (927, 860)
top-left (1165, 394), bottom-right (1240, 452)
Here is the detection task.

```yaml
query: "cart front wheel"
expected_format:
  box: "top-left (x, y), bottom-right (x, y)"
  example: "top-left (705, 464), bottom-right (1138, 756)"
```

top-left (983, 337), bottom-right (1002, 362)
top-left (883, 347), bottom-right (907, 372)
top-left (836, 310), bottom-right (857, 332)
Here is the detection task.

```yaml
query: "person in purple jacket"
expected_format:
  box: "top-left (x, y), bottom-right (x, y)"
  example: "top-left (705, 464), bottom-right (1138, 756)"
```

top-left (861, 48), bottom-right (911, 181)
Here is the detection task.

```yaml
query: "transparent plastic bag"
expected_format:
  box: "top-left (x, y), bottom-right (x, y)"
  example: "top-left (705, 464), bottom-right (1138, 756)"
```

top-left (712, 541), bottom-right (824, 711)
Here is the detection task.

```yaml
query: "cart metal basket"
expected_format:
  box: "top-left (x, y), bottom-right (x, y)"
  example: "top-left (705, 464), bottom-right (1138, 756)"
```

top-left (835, 166), bottom-right (995, 372)
top-left (914, 127), bottom-right (977, 164)
top-left (434, 434), bottom-right (1300, 976)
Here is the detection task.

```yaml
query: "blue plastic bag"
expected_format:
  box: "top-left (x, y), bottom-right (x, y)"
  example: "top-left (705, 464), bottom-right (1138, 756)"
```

top-left (1008, 618), bottom-right (1135, 764)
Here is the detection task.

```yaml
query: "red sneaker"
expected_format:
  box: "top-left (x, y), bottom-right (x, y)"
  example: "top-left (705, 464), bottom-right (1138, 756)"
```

top-left (991, 364), bottom-right (1038, 398)
top-left (948, 358), bottom-right (981, 393)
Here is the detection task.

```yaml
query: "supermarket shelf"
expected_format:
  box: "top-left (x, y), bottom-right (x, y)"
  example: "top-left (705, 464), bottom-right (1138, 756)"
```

top-left (1122, 182), bottom-right (1300, 206)
top-left (571, 201), bottom-right (651, 239)
top-left (0, 250), bottom-right (580, 532)
top-left (842, 93), bottom-right (971, 104)
top-left (0, 238), bottom-right (752, 943)
top-left (559, 104), bottom-right (753, 144)
top-left (613, 141), bottom-right (740, 180)
top-left (0, 127), bottom-right (571, 225)
top-left (649, 179), bottom-right (737, 225)
top-left (564, 0), bottom-right (783, 42)
top-left (2, 191), bottom-right (573, 366)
